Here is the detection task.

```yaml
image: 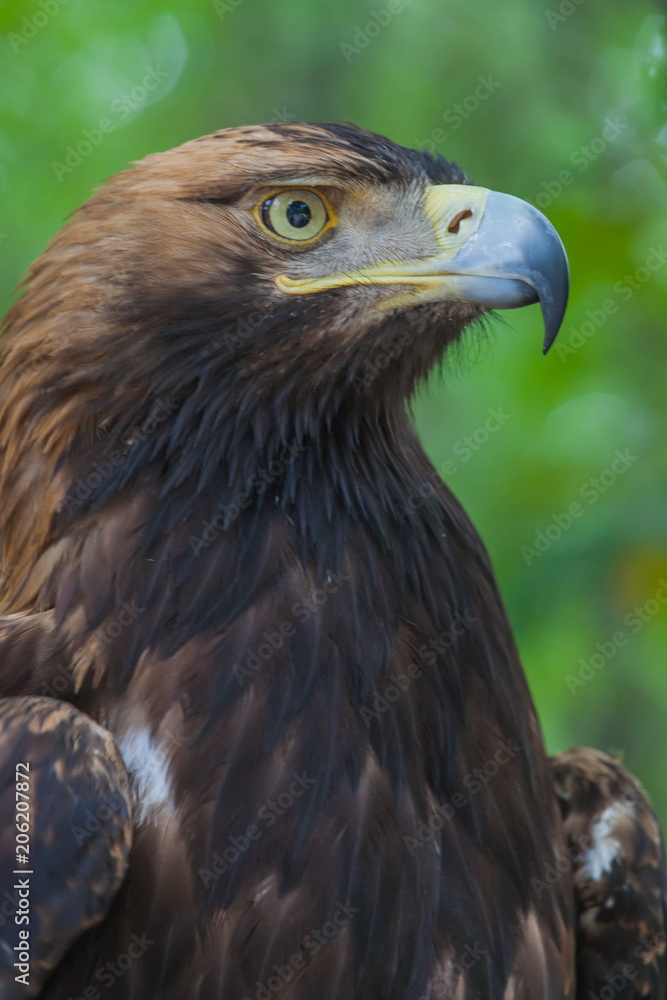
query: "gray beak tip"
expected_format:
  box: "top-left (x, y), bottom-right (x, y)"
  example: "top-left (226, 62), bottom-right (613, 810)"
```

top-left (459, 190), bottom-right (570, 355)
top-left (540, 258), bottom-right (570, 354)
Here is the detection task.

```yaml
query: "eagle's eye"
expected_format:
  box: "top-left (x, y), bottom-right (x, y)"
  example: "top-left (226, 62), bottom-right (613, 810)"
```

top-left (255, 188), bottom-right (334, 244)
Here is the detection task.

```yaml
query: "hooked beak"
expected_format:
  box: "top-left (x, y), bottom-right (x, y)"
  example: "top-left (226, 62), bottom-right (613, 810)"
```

top-left (275, 184), bottom-right (569, 354)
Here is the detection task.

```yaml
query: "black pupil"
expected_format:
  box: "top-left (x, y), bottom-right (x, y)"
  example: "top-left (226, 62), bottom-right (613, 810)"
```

top-left (286, 200), bottom-right (311, 228)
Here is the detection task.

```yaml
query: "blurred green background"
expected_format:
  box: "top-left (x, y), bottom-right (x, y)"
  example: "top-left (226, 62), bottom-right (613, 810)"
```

top-left (1, 0), bottom-right (666, 819)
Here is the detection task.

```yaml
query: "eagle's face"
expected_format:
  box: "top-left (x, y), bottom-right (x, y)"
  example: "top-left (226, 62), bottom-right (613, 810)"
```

top-left (0, 122), bottom-right (569, 608)
top-left (49, 123), bottom-right (567, 408)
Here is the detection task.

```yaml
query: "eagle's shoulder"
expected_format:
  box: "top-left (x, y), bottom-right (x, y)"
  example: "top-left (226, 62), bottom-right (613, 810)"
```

top-left (552, 747), bottom-right (667, 999)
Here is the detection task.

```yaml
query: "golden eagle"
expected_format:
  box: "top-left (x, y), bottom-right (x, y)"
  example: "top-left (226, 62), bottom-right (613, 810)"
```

top-left (0, 123), bottom-right (664, 999)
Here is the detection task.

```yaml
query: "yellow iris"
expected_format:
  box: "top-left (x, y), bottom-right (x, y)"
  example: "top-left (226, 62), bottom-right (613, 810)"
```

top-left (254, 188), bottom-right (335, 244)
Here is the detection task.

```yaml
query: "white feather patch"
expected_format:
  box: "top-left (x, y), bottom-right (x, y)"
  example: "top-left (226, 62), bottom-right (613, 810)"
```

top-left (582, 801), bottom-right (633, 880)
top-left (118, 728), bottom-right (175, 824)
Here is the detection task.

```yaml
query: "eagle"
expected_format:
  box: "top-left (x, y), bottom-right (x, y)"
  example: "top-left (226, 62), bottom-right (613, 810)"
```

top-left (0, 123), bottom-right (664, 1000)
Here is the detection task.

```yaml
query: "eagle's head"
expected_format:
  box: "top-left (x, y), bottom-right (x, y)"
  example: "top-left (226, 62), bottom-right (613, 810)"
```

top-left (6, 122), bottom-right (568, 407)
top-left (0, 122), bottom-right (568, 606)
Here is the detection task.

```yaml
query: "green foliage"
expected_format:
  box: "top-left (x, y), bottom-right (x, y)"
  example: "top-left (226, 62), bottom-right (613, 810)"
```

top-left (1, 0), bottom-right (666, 817)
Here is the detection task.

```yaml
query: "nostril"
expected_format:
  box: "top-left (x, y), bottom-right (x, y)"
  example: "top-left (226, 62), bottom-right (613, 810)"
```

top-left (448, 209), bottom-right (473, 235)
